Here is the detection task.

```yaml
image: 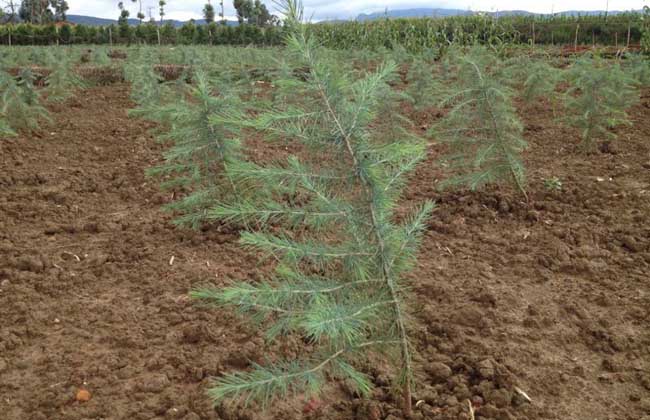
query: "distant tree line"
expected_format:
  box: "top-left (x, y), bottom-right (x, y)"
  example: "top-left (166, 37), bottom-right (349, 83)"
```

top-left (0, 21), bottom-right (285, 45)
top-left (0, 12), bottom-right (646, 49)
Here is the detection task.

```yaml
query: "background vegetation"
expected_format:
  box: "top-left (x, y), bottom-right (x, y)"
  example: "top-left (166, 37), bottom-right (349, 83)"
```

top-left (0, 13), bottom-right (646, 50)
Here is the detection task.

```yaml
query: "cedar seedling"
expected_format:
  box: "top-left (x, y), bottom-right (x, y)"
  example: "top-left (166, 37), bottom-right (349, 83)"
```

top-left (623, 53), bottom-right (650, 87)
top-left (521, 61), bottom-right (561, 104)
top-left (45, 54), bottom-right (85, 103)
top-left (134, 69), bottom-right (247, 228)
top-left (0, 118), bottom-right (15, 137)
top-left (565, 56), bottom-right (639, 152)
top-left (125, 51), bottom-right (167, 106)
top-left (502, 56), bottom-right (562, 105)
top-left (406, 58), bottom-right (441, 110)
top-left (0, 70), bottom-right (16, 137)
top-left (92, 48), bottom-right (112, 66)
top-left (432, 47), bottom-right (528, 199)
top-left (376, 71), bottom-right (416, 144)
top-left (192, 1), bottom-right (433, 416)
top-left (0, 69), bottom-right (50, 132)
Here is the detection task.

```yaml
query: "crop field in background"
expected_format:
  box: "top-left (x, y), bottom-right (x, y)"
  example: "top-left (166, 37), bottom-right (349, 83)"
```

top-left (0, 36), bottom-right (649, 420)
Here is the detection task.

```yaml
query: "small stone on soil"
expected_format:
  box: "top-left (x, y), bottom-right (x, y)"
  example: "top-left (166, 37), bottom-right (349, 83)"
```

top-left (14, 256), bottom-right (44, 273)
top-left (426, 362), bottom-right (453, 383)
top-left (478, 359), bottom-right (496, 379)
top-left (136, 374), bottom-right (170, 393)
top-left (75, 389), bottom-right (92, 402)
top-left (620, 235), bottom-right (642, 253)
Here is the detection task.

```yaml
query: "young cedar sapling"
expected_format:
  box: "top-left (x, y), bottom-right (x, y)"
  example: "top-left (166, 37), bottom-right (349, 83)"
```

top-left (92, 47), bottom-right (112, 66)
top-left (125, 50), bottom-right (167, 106)
top-left (0, 70), bottom-right (16, 137)
top-left (133, 69), bottom-right (247, 228)
top-left (502, 55), bottom-right (563, 104)
top-left (623, 53), bottom-right (650, 87)
top-left (0, 118), bottom-right (15, 137)
top-left (565, 56), bottom-right (638, 152)
top-left (432, 47), bottom-right (528, 199)
top-left (192, 0), bottom-right (434, 416)
top-left (0, 68), bottom-right (50, 132)
top-left (45, 53), bottom-right (85, 103)
top-left (405, 58), bottom-right (441, 110)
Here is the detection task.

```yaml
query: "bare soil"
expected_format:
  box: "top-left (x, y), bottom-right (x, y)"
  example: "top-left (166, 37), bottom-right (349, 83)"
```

top-left (1, 84), bottom-right (649, 420)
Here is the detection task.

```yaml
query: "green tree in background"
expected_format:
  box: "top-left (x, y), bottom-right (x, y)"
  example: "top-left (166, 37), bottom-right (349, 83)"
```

top-left (117, 3), bottom-right (131, 43)
top-left (131, 0), bottom-right (144, 23)
top-left (51, 0), bottom-right (66, 21)
top-left (19, 0), bottom-right (53, 24)
top-left (1, 1), bottom-right (20, 23)
top-left (203, 1), bottom-right (215, 23)
top-left (158, 0), bottom-right (166, 23)
top-left (233, 0), bottom-right (273, 26)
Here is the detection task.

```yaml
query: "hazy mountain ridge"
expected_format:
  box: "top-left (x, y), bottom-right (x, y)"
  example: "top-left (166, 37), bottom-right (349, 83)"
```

top-left (356, 8), bottom-right (641, 21)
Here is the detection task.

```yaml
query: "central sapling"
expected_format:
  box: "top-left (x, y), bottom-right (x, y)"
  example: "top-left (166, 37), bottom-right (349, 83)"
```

top-left (192, 1), bottom-right (433, 416)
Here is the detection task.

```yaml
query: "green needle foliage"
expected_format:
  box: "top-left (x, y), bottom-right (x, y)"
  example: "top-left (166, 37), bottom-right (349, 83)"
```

top-left (565, 56), bottom-right (639, 152)
top-left (623, 53), bottom-right (650, 87)
top-left (0, 118), bottom-right (15, 137)
top-left (0, 70), bottom-right (16, 137)
top-left (521, 60), bottom-right (561, 104)
top-left (192, 1), bottom-right (433, 415)
top-left (432, 47), bottom-right (528, 198)
top-left (0, 68), bottom-right (50, 133)
top-left (406, 58), bottom-right (441, 110)
top-left (45, 55), bottom-right (85, 103)
top-left (125, 51), bottom-right (167, 106)
top-left (135, 69), bottom-right (246, 228)
top-left (501, 55), bottom-right (563, 104)
top-left (92, 47), bottom-right (112, 66)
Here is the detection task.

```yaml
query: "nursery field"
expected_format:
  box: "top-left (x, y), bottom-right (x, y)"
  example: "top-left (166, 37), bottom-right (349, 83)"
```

top-left (1, 40), bottom-right (650, 420)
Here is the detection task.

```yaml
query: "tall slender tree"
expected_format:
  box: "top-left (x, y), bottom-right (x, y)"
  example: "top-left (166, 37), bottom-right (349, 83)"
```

top-left (19, 0), bottom-right (53, 24)
top-left (203, 1), bottom-right (215, 23)
top-left (233, 0), bottom-right (250, 24)
top-left (51, 0), bottom-right (67, 21)
top-left (2, 0), bottom-right (19, 22)
top-left (133, 0), bottom-right (144, 23)
top-left (158, 0), bottom-right (166, 23)
top-left (117, 2), bottom-right (131, 41)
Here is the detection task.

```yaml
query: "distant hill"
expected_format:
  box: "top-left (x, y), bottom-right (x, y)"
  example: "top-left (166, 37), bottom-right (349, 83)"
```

top-left (355, 8), bottom-right (640, 21)
top-left (67, 14), bottom-right (238, 27)
top-left (357, 8), bottom-right (473, 21)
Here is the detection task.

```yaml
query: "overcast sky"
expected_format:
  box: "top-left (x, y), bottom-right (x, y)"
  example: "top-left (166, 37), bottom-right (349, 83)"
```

top-left (67, 1), bottom-right (647, 22)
